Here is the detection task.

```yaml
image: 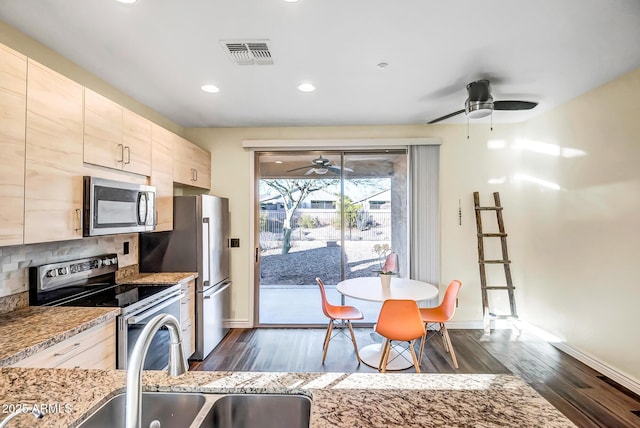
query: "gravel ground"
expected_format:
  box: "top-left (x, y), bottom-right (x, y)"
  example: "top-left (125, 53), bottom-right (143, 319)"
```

top-left (260, 240), bottom-right (389, 285)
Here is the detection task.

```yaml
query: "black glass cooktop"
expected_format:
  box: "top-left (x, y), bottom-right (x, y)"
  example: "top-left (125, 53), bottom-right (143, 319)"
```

top-left (36, 283), bottom-right (175, 308)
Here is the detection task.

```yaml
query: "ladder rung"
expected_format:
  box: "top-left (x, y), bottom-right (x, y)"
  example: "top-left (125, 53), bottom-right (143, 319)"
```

top-left (478, 233), bottom-right (508, 237)
top-left (478, 260), bottom-right (511, 264)
top-left (488, 314), bottom-right (519, 320)
top-left (475, 206), bottom-right (503, 211)
top-left (482, 286), bottom-right (515, 290)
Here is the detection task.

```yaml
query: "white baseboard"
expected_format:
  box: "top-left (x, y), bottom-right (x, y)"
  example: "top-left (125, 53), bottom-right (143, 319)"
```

top-left (551, 341), bottom-right (640, 397)
top-left (446, 320), bottom-right (640, 396)
top-left (224, 320), bottom-right (252, 329)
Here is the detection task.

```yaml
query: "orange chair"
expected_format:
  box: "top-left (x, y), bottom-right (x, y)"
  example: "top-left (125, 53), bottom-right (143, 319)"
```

top-left (418, 280), bottom-right (462, 368)
top-left (315, 277), bottom-right (364, 365)
top-left (374, 299), bottom-right (425, 373)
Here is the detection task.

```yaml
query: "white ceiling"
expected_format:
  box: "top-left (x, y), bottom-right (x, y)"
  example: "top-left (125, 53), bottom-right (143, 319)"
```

top-left (1, 0), bottom-right (640, 128)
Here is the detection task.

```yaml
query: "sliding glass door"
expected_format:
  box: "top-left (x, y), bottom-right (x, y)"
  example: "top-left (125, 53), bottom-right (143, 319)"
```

top-left (256, 150), bottom-right (407, 325)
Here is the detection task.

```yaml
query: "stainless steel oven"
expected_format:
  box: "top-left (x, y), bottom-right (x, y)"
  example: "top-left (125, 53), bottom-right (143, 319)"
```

top-left (29, 254), bottom-right (184, 371)
top-left (83, 176), bottom-right (156, 236)
top-left (117, 287), bottom-right (183, 370)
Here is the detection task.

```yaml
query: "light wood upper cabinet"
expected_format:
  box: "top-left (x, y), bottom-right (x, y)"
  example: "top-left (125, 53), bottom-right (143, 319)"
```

top-left (173, 135), bottom-right (211, 189)
top-left (24, 60), bottom-right (84, 244)
top-left (123, 108), bottom-right (152, 176)
top-left (0, 44), bottom-right (27, 247)
top-left (84, 88), bottom-right (151, 176)
top-left (151, 124), bottom-right (174, 232)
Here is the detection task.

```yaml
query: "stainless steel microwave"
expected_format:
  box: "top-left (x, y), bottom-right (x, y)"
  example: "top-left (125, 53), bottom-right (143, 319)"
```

top-left (83, 176), bottom-right (156, 236)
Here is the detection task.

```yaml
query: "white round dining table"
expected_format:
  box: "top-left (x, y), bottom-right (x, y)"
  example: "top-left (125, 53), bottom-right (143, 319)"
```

top-left (336, 276), bottom-right (438, 370)
top-left (336, 276), bottom-right (438, 303)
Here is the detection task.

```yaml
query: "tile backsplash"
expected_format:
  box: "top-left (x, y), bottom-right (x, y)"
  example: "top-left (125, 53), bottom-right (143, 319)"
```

top-left (0, 234), bottom-right (138, 299)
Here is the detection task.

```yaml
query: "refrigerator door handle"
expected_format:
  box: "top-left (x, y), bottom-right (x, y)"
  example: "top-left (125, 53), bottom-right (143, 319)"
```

top-left (203, 281), bottom-right (231, 299)
top-left (202, 217), bottom-right (210, 287)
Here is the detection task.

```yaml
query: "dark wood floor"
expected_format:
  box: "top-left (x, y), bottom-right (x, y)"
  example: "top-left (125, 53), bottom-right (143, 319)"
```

top-left (190, 327), bottom-right (640, 427)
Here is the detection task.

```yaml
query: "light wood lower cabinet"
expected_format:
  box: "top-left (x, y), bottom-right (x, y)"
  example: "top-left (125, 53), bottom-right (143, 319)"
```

top-left (24, 59), bottom-right (84, 244)
top-left (180, 279), bottom-right (196, 359)
top-left (0, 44), bottom-right (27, 247)
top-left (11, 319), bottom-right (116, 370)
top-left (173, 136), bottom-right (211, 189)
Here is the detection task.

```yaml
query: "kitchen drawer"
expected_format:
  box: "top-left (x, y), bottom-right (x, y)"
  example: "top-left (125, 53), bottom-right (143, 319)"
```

top-left (11, 319), bottom-right (116, 369)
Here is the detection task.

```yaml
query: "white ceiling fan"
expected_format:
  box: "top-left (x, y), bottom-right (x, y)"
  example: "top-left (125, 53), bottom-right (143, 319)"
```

top-left (286, 155), bottom-right (353, 175)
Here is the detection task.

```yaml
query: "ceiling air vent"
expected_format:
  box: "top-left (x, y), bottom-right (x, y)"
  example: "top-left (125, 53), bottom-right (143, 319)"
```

top-left (221, 40), bottom-right (273, 65)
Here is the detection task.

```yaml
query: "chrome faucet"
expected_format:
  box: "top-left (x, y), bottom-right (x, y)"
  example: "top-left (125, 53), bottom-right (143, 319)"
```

top-left (125, 314), bottom-right (188, 428)
top-left (0, 406), bottom-right (44, 427)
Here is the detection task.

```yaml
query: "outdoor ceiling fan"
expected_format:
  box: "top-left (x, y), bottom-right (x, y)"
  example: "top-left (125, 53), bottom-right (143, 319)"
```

top-left (286, 155), bottom-right (354, 175)
top-left (427, 79), bottom-right (538, 124)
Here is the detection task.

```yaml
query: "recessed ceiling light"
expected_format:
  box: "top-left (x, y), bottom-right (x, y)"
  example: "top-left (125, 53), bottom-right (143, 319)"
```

top-left (297, 83), bottom-right (315, 92)
top-left (274, 160), bottom-right (283, 164)
top-left (117, 0), bottom-right (137, 3)
top-left (376, 62), bottom-right (389, 69)
top-left (284, 0), bottom-right (299, 2)
top-left (201, 84), bottom-right (220, 93)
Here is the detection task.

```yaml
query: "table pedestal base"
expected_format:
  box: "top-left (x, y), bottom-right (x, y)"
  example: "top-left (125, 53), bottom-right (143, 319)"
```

top-left (359, 343), bottom-right (416, 371)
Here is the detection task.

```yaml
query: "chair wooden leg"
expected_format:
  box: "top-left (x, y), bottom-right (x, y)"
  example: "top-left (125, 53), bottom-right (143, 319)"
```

top-left (378, 339), bottom-right (389, 370)
top-left (442, 325), bottom-right (458, 368)
top-left (418, 322), bottom-right (427, 363)
top-left (322, 321), bottom-right (334, 364)
top-left (346, 321), bottom-right (361, 364)
top-left (439, 323), bottom-right (451, 353)
top-left (380, 340), bottom-right (391, 373)
top-left (409, 340), bottom-right (420, 373)
top-left (322, 320), bottom-right (332, 350)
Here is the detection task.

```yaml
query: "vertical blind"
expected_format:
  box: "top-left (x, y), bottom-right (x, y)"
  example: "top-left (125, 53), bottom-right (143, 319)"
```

top-left (408, 145), bottom-right (440, 304)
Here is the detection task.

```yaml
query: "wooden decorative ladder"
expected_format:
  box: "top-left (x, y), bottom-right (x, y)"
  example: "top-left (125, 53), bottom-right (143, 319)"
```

top-left (473, 192), bottom-right (518, 334)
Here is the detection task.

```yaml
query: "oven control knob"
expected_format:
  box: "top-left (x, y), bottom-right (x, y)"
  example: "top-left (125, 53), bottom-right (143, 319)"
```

top-left (46, 269), bottom-right (57, 277)
top-left (57, 267), bottom-right (68, 275)
top-left (102, 258), bottom-right (112, 266)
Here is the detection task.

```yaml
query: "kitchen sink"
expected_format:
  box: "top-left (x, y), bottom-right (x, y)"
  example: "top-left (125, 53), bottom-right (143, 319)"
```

top-left (198, 394), bottom-right (312, 428)
top-left (76, 392), bottom-right (207, 428)
top-left (76, 392), bottom-right (311, 428)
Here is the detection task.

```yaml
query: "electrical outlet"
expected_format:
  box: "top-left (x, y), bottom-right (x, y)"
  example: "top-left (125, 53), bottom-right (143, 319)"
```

top-left (123, 241), bottom-right (130, 255)
top-left (230, 238), bottom-right (240, 248)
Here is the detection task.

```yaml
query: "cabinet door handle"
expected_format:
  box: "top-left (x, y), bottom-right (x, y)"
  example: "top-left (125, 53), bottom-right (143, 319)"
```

top-left (194, 169), bottom-right (198, 181)
top-left (117, 143), bottom-right (124, 163)
top-left (53, 342), bottom-right (81, 357)
top-left (124, 146), bottom-right (131, 165)
top-left (74, 208), bottom-right (82, 232)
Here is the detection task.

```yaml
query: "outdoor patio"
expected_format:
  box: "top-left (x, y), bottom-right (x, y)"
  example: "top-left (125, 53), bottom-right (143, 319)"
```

top-left (258, 237), bottom-right (391, 324)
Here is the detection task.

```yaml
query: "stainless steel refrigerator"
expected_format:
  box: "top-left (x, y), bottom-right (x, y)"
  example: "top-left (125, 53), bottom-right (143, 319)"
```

top-left (139, 195), bottom-right (231, 360)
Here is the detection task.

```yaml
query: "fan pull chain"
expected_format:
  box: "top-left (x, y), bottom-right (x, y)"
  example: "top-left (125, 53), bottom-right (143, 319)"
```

top-left (490, 111), bottom-right (493, 131)
top-left (467, 117), bottom-right (470, 140)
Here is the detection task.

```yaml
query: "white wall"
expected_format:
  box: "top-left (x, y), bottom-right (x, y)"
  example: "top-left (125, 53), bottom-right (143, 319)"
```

top-left (186, 66), bottom-right (640, 386)
top-left (515, 67), bottom-right (640, 383)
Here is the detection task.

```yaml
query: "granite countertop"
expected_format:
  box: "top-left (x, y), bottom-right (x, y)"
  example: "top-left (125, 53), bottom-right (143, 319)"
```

top-left (0, 307), bottom-right (120, 367)
top-left (118, 272), bottom-right (198, 285)
top-left (0, 368), bottom-right (576, 427)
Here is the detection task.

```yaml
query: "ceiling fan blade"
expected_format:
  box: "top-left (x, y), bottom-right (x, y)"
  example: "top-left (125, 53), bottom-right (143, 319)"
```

top-left (493, 100), bottom-right (538, 111)
top-left (304, 168), bottom-right (315, 175)
top-left (428, 109), bottom-right (465, 124)
top-left (328, 165), bottom-right (355, 173)
top-left (286, 165), bottom-right (313, 172)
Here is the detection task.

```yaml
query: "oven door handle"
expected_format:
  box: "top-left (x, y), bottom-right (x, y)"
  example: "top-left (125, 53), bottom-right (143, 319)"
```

top-left (126, 293), bottom-right (183, 325)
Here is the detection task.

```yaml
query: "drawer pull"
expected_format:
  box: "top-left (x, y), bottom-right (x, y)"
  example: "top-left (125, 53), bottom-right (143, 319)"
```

top-left (53, 342), bottom-right (81, 357)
